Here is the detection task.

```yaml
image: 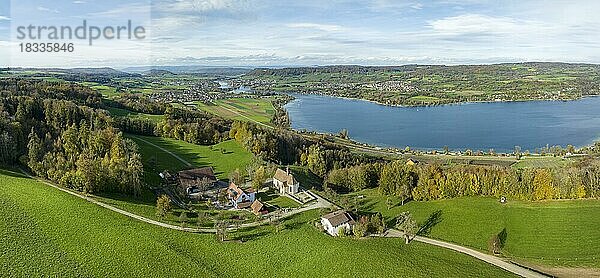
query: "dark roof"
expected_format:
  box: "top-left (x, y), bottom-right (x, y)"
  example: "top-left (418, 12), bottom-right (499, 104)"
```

top-left (237, 201), bottom-right (252, 209)
top-left (178, 167), bottom-right (216, 181)
top-left (322, 210), bottom-right (355, 227)
top-left (273, 168), bottom-right (297, 185)
top-left (250, 200), bottom-right (264, 215)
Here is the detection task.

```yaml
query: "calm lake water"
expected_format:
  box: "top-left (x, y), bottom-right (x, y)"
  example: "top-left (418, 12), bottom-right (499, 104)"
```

top-left (284, 94), bottom-right (600, 152)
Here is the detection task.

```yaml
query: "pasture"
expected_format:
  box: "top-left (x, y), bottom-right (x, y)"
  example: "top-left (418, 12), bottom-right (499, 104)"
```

top-left (346, 189), bottom-right (600, 268)
top-left (0, 169), bottom-right (515, 277)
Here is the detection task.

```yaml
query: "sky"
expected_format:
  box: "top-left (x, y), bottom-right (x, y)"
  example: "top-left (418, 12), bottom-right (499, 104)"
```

top-left (2, 0), bottom-right (600, 67)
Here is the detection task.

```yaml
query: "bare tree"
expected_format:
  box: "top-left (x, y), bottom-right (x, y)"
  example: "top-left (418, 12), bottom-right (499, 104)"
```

top-left (396, 211), bottom-right (418, 244)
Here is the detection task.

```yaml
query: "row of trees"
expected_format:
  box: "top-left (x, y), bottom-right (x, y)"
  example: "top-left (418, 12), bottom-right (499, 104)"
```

top-left (324, 160), bottom-right (600, 202)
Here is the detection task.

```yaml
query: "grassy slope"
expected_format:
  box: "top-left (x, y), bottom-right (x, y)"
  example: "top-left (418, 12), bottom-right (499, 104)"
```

top-left (127, 135), bottom-right (254, 182)
top-left (197, 98), bottom-right (275, 124)
top-left (0, 170), bottom-right (514, 278)
top-left (351, 189), bottom-right (600, 267)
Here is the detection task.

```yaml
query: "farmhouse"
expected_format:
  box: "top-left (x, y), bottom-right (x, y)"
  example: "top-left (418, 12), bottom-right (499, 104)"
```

top-left (321, 210), bottom-right (355, 236)
top-left (273, 167), bottom-right (299, 195)
top-left (177, 167), bottom-right (218, 195)
top-left (406, 158), bottom-right (419, 166)
top-left (227, 182), bottom-right (256, 209)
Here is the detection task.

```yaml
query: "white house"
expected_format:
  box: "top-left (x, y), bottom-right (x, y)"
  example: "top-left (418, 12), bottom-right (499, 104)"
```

top-left (227, 182), bottom-right (255, 209)
top-left (321, 210), bottom-right (355, 236)
top-left (273, 167), bottom-right (299, 195)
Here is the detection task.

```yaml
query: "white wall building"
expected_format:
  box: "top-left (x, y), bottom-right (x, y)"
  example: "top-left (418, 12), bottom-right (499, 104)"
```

top-left (321, 210), bottom-right (355, 236)
top-left (273, 167), bottom-right (299, 195)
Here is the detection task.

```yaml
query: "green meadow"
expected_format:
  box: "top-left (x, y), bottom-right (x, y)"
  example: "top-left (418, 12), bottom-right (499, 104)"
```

top-left (0, 169), bottom-right (515, 277)
top-left (347, 189), bottom-right (600, 268)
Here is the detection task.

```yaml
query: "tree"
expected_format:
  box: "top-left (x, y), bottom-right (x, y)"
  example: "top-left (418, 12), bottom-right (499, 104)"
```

top-left (156, 195), bottom-right (172, 218)
top-left (369, 213), bottom-right (386, 234)
top-left (386, 197), bottom-right (394, 210)
top-left (514, 146), bottom-right (522, 160)
top-left (197, 211), bottom-right (207, 227)
top-left (532, 169), bottom-right (555, 200)
top-left (27, 129), bottom-right (44, 175)
top-left (179, 211), bottom-right (188, 228)
top-left (252, 165), bottom-right (267, 190)
top-left (396, 212), bottom-right (418, 244)
top-left (352, 216), bottom-right (369, 238)
top-left (215, 220), bottom-right (229, 241)
top-left (229, 168), bottom-right (244, 185)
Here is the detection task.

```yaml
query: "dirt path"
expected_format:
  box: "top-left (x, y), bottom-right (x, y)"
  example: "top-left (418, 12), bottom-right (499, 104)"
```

top-left (384, 229), bottom-right (550, 278)
top-left (17, 168), bottom-right (333, 233)
top-left (15, 167), bottom-right (553, 277)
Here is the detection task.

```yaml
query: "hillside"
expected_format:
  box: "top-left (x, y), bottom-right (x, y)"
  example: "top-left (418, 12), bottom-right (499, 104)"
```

top-left (240, 63), bottom-right (600, 106)
top-left (0, 169), bottom-right (515, 277)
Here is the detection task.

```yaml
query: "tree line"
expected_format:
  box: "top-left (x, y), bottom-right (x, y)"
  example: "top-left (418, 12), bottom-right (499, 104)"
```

top-left (324, 159), bottom-right (600, 201)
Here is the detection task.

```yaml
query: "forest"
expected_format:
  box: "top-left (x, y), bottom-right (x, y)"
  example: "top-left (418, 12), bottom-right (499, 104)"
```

top-left (0, 79), bottom-right (143, 195)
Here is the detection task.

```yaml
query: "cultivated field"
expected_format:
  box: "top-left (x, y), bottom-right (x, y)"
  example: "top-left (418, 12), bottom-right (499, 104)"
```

top-left (196, 98), bottom-right (275, 125)
top-left (0, 169), bottom-right (515, 277)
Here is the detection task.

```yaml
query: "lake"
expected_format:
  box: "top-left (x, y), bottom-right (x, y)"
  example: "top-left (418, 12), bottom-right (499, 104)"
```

top-left (284, 94), bottom-right (600, 152)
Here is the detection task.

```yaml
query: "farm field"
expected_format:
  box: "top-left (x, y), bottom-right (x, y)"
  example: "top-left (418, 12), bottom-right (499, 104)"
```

top-left (0, 169), bottom-right (515, 277)
top-left (512, 156), bottom-right (571, 169)
top-left (346, 189), bottom-right (600, 268)
top-left (196, 98), bottom-right (275, 125)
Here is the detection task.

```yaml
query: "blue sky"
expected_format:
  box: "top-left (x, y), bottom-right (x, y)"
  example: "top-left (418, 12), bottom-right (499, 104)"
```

top-left (2, 0), bottom-right (600, 67)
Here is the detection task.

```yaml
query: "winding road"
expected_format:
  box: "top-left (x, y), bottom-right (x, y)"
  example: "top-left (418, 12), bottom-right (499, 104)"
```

top-left (15, 136), bottom-right (550, 278)
top-left (384, 229), bottom-right (549, 278)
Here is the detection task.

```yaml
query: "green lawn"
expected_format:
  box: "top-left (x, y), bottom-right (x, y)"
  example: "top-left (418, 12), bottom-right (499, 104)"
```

top-left (126, 135), bottom-right (254, 183)
top-left (197, 98), bottom-right (275, 125)
top-left (0, 169), bottom-right (515, 277)
top-left (347, 189), bottom-right (600, 268)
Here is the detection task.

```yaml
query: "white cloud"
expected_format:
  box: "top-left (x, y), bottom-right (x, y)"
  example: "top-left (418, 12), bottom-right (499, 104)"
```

top-left (73, 1), bottom-right (86, 4)
top-left (286, 23), bottom-right (343, 32)
top-left (37, 6), bottom-right (59, 13)
top-left (0, 16), bottom-right (10, 21)
top-left (156, 0), bottom-right (249, 13)
top-left (429, 14), bottom-right (523, 35)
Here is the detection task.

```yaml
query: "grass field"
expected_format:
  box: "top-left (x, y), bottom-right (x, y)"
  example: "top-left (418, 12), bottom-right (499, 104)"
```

top-left (512, 156), bottom-right (571, 169)
top-left (126, 135), bottom-right (254, 184)
top-left (0, 169), bottom-right (515, 277)
top-left (197, 98), bottom-right (275, 125)
top-left (346, 189), bottom-right (600, 268)
top-left (107, 107), bottom-right (164, 123)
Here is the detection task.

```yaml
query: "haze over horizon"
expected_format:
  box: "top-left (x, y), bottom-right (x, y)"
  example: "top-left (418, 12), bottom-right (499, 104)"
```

top-left (2, 0), bottom-right (600, 67)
